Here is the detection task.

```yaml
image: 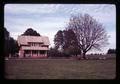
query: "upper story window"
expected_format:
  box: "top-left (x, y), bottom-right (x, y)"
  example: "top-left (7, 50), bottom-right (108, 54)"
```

top-left (41, 45), bottom-right (48, 47)
top-left (28, 42), bottom-right (43, 47)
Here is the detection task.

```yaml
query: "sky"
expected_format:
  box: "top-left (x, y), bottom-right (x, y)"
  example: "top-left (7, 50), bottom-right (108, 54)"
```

top-left (4, 4), bottom-right (116, 54)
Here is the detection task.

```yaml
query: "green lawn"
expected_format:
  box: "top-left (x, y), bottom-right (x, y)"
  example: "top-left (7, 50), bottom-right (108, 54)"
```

top-left (5, 59), bottom-right (116, 79)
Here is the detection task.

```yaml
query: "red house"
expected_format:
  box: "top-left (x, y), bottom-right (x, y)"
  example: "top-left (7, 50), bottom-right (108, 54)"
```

top-left (17, 36), bottom-right (50, 58)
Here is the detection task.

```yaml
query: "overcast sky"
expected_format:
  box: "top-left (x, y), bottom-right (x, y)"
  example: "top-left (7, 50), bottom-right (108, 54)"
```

top-left (4, 4), bottom-right (116, 54)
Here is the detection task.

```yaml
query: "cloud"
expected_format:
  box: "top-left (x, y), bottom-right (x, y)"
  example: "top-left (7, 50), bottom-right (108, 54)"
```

top-left (10, 32), bottom-right (22, 39)
top-left (5, 4), bottom-right (116, 28)
top-left (5, 4), bottom-right (61, 15)
top-left (5, 15), bottom-right (68, 33)
top-left (65, 4), bottom-right (116, 28)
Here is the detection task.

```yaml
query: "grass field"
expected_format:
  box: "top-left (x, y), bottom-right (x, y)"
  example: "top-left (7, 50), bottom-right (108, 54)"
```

top-left (5, 58), bottom-right (116, 79)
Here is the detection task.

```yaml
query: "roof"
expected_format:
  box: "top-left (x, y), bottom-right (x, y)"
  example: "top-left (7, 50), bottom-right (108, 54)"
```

top-left (17, 35), bottom-right (50, 46)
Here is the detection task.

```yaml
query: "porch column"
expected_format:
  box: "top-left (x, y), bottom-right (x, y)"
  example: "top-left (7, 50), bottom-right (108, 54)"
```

top-left (19, 48), bottom-right (24, 58)
top-left (44, 51), bottom-right (47, 57)
top-left (37, 50), bottom-right (38, 57)
top-left (9, 54), bottom-right (11, 58)
top-left (39, 50), bottom-right (40, 57)
top-left (31, 50), bottom-right (32, 57)
top-left (38, 50), bottom-right (40, 57)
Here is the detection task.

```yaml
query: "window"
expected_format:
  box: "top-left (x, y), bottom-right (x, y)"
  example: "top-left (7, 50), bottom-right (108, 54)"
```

top-left (39, 43), bottom-right (43, 47)
top-left (28, 42), bottom-right (32, 46)
top-left (42, 45), bottom-right (48, 47)
top-left (40, 50), bottom-right (45, 54)
top-left (28, 42), bottom-right (42, 46)
top-left (25, 50), bottom-right (30, 54)
top-left (33, 50), bottom-right (37, 54)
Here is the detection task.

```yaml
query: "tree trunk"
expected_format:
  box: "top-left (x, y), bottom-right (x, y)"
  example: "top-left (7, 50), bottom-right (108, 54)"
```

top-left (83, 51), bottom-right (86, 59)
top-left (76, 54), bottom-right (80, 60)
top-left (76, 54), bottom-right (78, 58)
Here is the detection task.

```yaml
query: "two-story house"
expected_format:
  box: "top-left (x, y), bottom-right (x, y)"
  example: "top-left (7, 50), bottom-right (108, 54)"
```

top-left (17, 36), bottom-right (50, 58)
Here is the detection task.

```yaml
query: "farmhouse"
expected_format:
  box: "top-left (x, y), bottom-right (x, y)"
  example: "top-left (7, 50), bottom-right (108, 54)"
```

top-left (17, 36), bottom-right (50, 58)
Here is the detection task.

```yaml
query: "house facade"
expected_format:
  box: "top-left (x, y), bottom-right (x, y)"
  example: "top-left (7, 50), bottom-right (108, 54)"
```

top-left (17, 36), bottom-right (50, 58)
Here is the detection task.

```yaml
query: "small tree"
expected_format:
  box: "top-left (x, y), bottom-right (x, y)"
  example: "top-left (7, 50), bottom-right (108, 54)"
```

top-left (9, 37), bottom-right (19, 56)
top-left (48, 47), bottom-right (62, 58)
top-left (107, 49), bottom-right (116, 54)
top-left (63, 29), bottom-right (81, 57)
top-left (4, 28), bottom-right (19, 58)
top-left (66, 13), bottom-right (109, 59)
top-left (54, 29), bottom-right (81, 58)
top-left (22, 28), bottom-right (40, 36)
top-left (4, 27), bottom-right (10, 57)
top-left (54, 30), bottom-right (64, 50)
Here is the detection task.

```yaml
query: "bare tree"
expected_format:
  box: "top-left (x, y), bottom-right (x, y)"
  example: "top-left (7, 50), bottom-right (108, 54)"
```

top-left (66, 13), bottom-right (109, 59)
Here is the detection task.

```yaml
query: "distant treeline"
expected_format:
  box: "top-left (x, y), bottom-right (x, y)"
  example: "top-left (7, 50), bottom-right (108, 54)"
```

top-left (107, 49), bottom-right (116, 54)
